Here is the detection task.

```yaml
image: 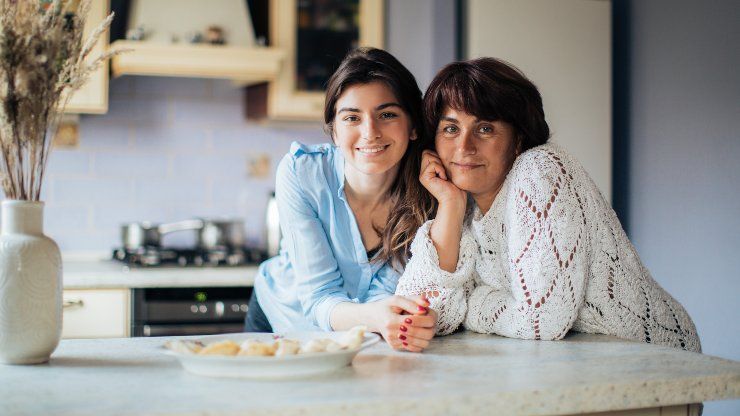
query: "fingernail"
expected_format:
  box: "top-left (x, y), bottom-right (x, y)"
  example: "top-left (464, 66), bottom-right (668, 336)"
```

top-left (402, 342), bottom-right (408, 347)
top-left (399, 325), bottom-right (408, 332)
top-left (399, 334), bottom-right (407, 340)
top-left (404, 318), bottom-right (413, 324)
top-left (418, 306), bottom-right (427, 312)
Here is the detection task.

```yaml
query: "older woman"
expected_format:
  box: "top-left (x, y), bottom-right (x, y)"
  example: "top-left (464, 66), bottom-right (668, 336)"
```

top-left (395, 57), bottom-right (701, 352)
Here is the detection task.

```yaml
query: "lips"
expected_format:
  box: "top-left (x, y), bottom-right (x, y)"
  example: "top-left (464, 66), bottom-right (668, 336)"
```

top-left (356, 144), bottom-right (390, 155)
top-left (451, 161), bottom-right (484, 171)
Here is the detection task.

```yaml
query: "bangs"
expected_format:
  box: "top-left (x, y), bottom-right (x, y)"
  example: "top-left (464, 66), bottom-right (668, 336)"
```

top-left (435, 70), bottom-right (508, 123)
top-left (435, 72), bottom-right (505, 121)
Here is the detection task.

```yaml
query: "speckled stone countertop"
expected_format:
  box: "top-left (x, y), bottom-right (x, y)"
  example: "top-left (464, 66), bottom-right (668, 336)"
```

top-left (2, 332), bottom-right (738, 415)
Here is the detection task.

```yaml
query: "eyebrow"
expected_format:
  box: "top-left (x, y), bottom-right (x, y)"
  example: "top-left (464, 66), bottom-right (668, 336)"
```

top-left (441, 116), bottom-right (485, 123)
top-left (337, 102), bottom-right (402, 114)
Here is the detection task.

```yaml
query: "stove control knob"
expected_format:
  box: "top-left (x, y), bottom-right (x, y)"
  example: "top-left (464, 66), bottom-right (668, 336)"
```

top-left (190, 305), bottom-right (198, 313)
top-left (231, 304), bottom-right (240, 312)
top-left (199, 305), bottom-right (208, 313)
top-left (240, 304), bottom-right (248, 313)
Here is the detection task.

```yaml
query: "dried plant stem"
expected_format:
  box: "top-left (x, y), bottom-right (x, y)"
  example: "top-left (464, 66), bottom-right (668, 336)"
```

top-left (0, 0), bottom-right (124, 201)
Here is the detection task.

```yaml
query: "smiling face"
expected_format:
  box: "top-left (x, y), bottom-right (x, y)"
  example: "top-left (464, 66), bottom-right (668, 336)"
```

top-left (435, 107), bottom-right (519, 207)
top-left (332, 81), bottom-right (415, 177)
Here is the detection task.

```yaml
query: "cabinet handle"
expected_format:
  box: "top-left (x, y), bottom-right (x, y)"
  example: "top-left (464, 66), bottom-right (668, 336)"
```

top-left (63, 299), bottom-right (85, 309)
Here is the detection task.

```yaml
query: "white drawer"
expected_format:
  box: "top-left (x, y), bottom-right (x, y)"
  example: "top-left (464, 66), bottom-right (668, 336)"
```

top-left (62, 289), bottom-right (130, 339)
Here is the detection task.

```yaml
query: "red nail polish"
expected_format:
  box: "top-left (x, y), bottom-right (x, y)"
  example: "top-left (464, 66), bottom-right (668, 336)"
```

top-left (399, 334), bottom-right (407, 340)
top-left (400, 325), bottom-right (408, 332)
top-left (404, 318), bottom-right (412, 324)
top-left (402, 342), bottom-right (408, 347)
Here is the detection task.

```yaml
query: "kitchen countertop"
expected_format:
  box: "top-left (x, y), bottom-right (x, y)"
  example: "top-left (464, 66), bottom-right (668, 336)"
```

top-left (3, 332), bottom-right (738, 415)
top-left (62, 257), bottom-right (258, 289)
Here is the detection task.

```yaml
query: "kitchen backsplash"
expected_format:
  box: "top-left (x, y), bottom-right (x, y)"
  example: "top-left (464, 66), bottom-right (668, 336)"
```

top-left (28, 76), bottom-right (327, 252)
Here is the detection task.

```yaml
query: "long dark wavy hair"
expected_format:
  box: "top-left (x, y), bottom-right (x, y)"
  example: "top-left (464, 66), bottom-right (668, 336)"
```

top-left (324, 47), bottom-right (433, 270)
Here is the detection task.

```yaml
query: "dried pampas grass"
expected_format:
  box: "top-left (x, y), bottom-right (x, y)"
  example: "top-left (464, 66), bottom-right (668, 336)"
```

top-left (0, 0), bottom-right (124, 200)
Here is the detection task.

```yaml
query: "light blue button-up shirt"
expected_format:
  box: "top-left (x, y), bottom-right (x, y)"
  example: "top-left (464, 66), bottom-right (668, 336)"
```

top-left (254, 141), bottom-right (401, 332)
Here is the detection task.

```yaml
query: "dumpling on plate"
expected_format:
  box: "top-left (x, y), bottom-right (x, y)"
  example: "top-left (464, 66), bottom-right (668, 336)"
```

top-left (164, 340), bottom-right (204, 355)
top-left (340, 325), bottom-right (366, 350)
top-left (274, 339), bottom-right (301, 356)
top-left (300, 338), bottom-right (331, 353)
top-left (238, 340), bottom-right (277, 356)
top-left (198, 340), bottom-right (240, 356)
top-left (324, 339), bottom-right (344, 353)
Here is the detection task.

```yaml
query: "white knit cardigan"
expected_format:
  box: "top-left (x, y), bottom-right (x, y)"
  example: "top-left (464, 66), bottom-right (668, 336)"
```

top-left (396, 143), bottom-right (701, 352)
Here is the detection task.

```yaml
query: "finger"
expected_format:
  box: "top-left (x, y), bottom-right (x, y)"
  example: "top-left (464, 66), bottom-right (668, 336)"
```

top-left (410, 294), bottom-right (430, 307)
top-left (389, 295), bottom-right (426, 315)
top-left (385, 337), bottom-right (404, 351)
top-left (398, 333), bottom-right (428, 352)
top-left (401, 314), bottom-right (436, 329)
top-left (432, 162), bottom-right (448, 181)
top-left (401, 324), bottom-right (435, 341)
top-left (400, 333), bottom-right (431, 350)
top-left (403, 344), bottom-right (424, 353)
top-left (422, 161), bottom-right (447, 183)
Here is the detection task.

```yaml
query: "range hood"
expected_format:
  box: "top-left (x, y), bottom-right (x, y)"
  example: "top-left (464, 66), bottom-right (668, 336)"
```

top-left (109, 0), bottom-right (284, 85)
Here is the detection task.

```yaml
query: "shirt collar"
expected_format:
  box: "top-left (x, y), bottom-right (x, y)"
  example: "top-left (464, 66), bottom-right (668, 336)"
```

top-left (333, 145), bottom-right (347, 201)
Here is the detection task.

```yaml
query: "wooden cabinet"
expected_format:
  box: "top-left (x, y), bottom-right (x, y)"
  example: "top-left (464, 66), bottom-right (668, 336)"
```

top-left (62, 289), bottom-right (130, 339)
top-left (65, 0), bottom-right (110, 114)
top-left (257, 0), bottom-right (384, 120)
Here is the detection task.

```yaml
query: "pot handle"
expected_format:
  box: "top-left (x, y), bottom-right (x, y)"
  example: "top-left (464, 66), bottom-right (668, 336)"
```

top-left (158, 219), bottom-right (204, 235)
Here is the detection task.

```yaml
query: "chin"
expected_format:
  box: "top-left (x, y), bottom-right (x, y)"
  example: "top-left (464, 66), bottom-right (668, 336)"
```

top-left (450, 176), bottom-right (479, 193)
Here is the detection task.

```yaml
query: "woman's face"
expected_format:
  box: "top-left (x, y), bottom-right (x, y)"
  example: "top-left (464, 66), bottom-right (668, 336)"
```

top-left (333, 81), bottom-right (415, 176)
top-left (435, 107), bottom-right (518, 201)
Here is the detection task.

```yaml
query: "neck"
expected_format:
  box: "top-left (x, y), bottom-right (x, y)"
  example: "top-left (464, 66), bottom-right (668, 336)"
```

top-left (343, 162), bottom-right (399, 207)
top-left (472, 182), bottom-right (504, 215)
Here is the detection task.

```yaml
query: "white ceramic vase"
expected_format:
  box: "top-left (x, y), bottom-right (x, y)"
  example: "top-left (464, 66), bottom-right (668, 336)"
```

top-left (0, 200), bottom-right (62, 364)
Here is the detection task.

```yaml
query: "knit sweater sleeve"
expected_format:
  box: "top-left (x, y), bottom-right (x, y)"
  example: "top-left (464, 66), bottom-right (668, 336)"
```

top-left (395, 220), bottom-right (477, 336)
top-left (464, 151), bottom-right (590, 340)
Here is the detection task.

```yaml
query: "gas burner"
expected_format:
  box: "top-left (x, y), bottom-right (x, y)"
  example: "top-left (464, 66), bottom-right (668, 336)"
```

top-left (112, 246), bottom-right (267, 267)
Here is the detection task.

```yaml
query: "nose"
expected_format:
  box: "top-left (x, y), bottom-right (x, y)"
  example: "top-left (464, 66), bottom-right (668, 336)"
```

top-left (458, 130), bottom-right (476, 155)
top-left (362, 117), bottom-right (381, 141)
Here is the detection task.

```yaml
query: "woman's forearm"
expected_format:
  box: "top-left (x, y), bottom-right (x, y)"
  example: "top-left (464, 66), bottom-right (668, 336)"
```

top-left (430, 201), bottom-right (466, 272)
top-left (329, 302), bottom-right (376, 332)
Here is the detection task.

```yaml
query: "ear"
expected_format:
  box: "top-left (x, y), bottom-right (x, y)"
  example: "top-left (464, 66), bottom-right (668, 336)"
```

top-left (410, 128), bottom-right (418, 141)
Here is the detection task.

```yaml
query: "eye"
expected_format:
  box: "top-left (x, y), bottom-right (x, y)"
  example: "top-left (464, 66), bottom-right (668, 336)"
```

top-left (343, 115), bottom-right (360, 122)
top-left (380, 111), bottom-right (398, 120)
top-left (478, 124), bottom-right (494, 135)
top-left (441, 125), bottom-right (459, 135)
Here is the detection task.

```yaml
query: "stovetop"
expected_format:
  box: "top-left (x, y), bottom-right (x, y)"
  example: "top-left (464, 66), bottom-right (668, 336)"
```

top-left (112, 246), bottom-right (267, 268)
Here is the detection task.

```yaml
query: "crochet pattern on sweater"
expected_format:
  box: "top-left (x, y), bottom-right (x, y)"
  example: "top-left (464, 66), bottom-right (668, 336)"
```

top-left (396, 143), bottom-right (700, 352)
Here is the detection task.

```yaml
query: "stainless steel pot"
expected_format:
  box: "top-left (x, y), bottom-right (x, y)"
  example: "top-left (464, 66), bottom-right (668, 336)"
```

top-left (198, 219), bottom-right (245, 250)
top-left (121, 219), bottom-right (204, 250)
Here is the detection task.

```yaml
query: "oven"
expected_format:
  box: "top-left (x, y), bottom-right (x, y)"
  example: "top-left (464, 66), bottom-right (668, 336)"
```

top-left (131, 286), bottom-right (251, 337)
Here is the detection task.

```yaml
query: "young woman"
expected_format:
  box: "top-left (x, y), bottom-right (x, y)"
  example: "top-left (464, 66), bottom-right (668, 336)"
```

top-left (396, 57), bottom-right (701, 352)
top-left (247, 48), bottom-right (437, 352)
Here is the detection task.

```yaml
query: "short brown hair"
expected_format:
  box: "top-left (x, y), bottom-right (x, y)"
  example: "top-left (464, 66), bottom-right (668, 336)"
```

top-left (423, 57), bottom-right (550, 152)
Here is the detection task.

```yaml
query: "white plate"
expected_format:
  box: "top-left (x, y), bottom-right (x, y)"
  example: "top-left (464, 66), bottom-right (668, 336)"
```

top-left (164, 331), bottom-right (380, 379)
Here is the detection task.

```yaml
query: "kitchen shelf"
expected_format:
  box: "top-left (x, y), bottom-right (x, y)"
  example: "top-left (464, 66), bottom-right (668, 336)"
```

top-left (110, 40), bottom-right (286, 85)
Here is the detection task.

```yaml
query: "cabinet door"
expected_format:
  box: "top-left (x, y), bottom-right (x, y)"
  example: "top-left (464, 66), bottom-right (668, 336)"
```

top-left (267, 0), bottom-right (384, 120)
top-left (64, 0), bottom-right (110, 114)
top-left (62, 289), bottom-right (130, 339)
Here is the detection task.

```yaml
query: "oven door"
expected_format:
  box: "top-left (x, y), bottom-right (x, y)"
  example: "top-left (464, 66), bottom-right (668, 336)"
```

top-left (131, 287), bottom-right (251, 337)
